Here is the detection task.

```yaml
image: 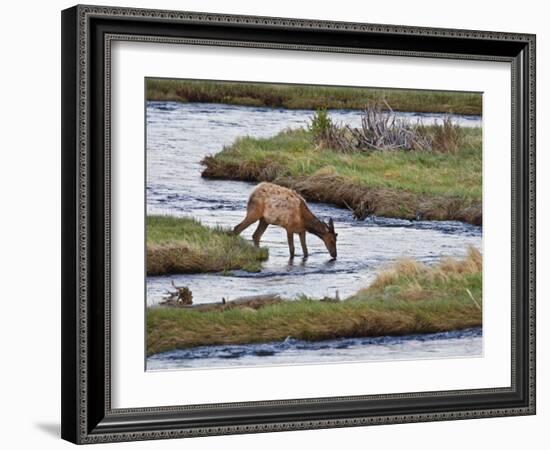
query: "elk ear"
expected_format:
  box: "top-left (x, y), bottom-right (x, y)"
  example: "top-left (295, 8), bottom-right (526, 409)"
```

top-left (328, 218), bottom-right (335, 233)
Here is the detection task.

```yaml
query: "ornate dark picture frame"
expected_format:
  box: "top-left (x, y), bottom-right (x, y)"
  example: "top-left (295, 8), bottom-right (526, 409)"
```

top-left (61, 4), bottom-right (536, 444)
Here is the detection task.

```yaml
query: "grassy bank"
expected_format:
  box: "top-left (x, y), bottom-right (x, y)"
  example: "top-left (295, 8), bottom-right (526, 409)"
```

top-left (202, 127), bottom-right (482, 224)
top-left (147, 216), bottom-right (268, 275)
top-left (146, 79), bottom-right (482, 115)
top-left (147, 248), bottom-right (482, 355)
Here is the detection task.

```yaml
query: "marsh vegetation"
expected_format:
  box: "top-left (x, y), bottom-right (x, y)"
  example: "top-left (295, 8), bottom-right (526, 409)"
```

top-left (146, 79), bottom-right (482, 114)
top-left (147, 216), bottom-right (268, 275)
top-left (147, 248), bottom-right (482, 355)
top-left (145, 92), bottom-right (483, 366)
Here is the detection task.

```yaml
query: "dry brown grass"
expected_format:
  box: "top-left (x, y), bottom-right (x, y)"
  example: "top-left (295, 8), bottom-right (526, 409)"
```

top-left (284, 174), bottom-right (481, 224)
top-left (431, 116), bottom-right (465, 154)
top-left (147, 243), bottom-right (235, 275)
top-left (147, 216), bottom-right (268, 275)
top-left (202, 161), bottom-right (482, 225)
top-left (367, 246), bottom-right (482, 291)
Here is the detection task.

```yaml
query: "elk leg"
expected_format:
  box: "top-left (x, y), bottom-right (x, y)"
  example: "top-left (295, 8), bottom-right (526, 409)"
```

top-left (299, 231), bottom-right (308, 258)
top-left (287, 231), bottom-right (295, 258)
top-left (233, 214), bottom-right (257, 235)
top-left (252, 219), bottom-right (268, 247)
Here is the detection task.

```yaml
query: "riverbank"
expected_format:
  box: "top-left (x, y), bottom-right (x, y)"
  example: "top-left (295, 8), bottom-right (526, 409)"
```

top-left (201, 127), bottom-right (482, 224)
top-left (147, 248), bottom-right (482, 355)
top-left (146, 79), bottom-right (482, 114)
top-left (147, 216), bottom-right (268, 275)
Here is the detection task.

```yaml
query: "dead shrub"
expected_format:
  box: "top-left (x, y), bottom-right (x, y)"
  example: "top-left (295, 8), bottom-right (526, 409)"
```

top-left (308, 104), bottom-right (464, 154)
top-left (349, 104), bottom-right (433, 151)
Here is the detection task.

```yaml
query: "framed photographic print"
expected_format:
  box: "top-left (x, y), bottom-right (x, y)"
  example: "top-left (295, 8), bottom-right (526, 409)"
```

top-left (61, 4), bottom-right (536, 444)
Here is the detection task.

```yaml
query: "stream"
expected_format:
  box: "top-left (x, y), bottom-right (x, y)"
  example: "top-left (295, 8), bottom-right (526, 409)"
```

top-left (146, 101), bottom-right (482, 369)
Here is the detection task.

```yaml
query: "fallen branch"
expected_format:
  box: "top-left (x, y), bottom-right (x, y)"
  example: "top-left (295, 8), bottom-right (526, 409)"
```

top-left (160, 281), bottom-right (193, 307)
top-left (162, 293), bottom-right (283, 312)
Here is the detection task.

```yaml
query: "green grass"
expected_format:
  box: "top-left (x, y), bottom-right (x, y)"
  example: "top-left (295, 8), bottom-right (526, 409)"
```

top-left (206, 127), bottom-right (482, 199)
top-left (202, 127), bottom-right (483, 224)
top-left (147, 216), bottom-right (268, 275)
top-left (146, 78), bottom-right (482, 115)
top-left (147, 248), bottom-right (482, 355)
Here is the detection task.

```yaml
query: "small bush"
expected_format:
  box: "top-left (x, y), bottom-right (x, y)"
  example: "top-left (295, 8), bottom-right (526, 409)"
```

top-left (308, 109), bottom-right (356, 152)
top-left (308, 109), bottom-right (331, 141)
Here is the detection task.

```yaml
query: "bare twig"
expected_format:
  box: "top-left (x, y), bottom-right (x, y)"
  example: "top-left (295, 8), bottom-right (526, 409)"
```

top-left (465, 288), bottom-right (481, 310)
top-left (161, 282), bottom-right (193, 306)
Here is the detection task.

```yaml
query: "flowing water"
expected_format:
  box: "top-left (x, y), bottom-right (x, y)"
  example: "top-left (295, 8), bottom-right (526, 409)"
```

top-left (146, 101), bottom-right (482, 369)
top-left (148, 328), bottom-right (482, 370)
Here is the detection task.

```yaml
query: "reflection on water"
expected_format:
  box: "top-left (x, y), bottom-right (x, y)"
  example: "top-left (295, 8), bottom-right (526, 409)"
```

top-left (146, 101), bottom-right (482, 368)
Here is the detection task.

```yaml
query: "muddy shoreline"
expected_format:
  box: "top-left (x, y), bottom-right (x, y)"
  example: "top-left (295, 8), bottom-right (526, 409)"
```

top-left (201, 159), bottom-right (482, 225)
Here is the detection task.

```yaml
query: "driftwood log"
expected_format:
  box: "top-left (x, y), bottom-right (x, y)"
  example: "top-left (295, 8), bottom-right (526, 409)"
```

top-left (187, 294), bottom-right (283, 312)
top-left (160, 287), bottom-right (282, 312)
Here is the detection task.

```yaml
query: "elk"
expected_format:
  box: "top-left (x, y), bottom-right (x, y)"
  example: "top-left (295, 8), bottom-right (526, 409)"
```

top-left (233, 182), bottom-right (338, 259)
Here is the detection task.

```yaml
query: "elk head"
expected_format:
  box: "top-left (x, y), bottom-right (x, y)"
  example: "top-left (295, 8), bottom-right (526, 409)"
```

top-left (322, 218), bottom-right (338, 259)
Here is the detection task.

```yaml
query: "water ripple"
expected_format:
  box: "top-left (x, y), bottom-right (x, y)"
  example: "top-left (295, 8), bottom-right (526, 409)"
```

top-left (147, 328), bottom-right (483, 370)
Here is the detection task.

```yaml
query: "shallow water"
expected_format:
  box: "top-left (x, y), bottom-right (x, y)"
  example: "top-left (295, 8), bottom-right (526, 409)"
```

top-left (146, 101), bottom-right (482, 368)
top-left (146, 214), bottom-right (481, 306)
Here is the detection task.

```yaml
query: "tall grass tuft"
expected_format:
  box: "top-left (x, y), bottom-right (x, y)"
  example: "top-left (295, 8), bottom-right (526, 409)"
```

top-left (430, 116), bottom-right (465, 154)
top-left (366, 246), bottom-right (482, 292)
